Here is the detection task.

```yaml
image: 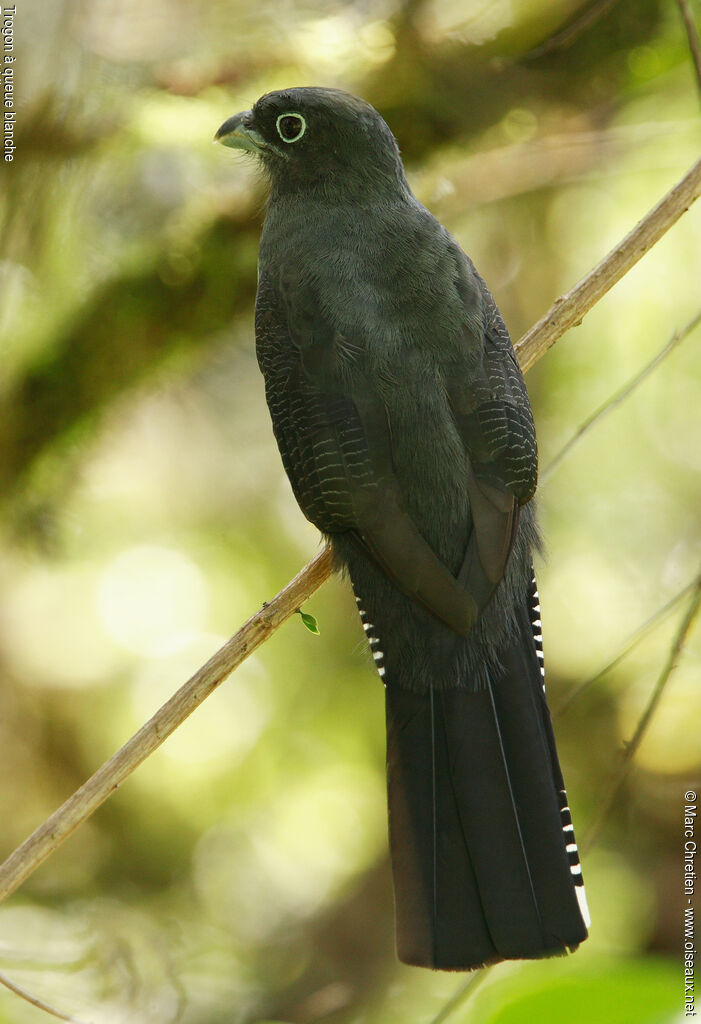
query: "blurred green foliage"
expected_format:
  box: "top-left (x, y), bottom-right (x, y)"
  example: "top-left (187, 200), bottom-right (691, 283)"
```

top-left (1, 0), bottom-right (700, 1022)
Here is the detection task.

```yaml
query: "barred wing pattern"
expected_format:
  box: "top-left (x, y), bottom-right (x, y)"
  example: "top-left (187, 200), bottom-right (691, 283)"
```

top-left (256, 272), bottom-right (385, 533)
top-left (447, 283), bottom-right (538, 505)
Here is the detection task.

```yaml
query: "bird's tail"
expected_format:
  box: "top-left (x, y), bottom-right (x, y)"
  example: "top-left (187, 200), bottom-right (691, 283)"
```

top-left (384, 573), bottom-right (590, 970)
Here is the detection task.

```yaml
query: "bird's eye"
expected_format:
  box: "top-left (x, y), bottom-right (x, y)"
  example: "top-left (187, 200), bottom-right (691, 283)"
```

top-left (276, 113), bottom-right (306, 144)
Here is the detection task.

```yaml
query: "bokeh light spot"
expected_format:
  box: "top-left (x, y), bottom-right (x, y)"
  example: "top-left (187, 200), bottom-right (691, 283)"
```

top-left (98, 544), bottom-right (208, 657)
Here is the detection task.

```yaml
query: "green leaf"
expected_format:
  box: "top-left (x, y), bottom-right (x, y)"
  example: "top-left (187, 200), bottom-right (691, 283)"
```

top-left (485, 958), bottom-right (678, 1024)
top-left (298, 610), bottom-right (320, 635)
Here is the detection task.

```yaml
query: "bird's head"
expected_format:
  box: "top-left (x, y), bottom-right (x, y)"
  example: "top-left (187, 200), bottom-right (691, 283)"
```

top-left (215, 87), bottom-right (409, 198)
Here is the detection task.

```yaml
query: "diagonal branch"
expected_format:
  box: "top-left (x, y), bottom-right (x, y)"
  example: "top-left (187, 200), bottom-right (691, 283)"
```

top-left (677, 0), bottom-right (701, 102)
top-left (427, 970), bottom-right (487, 1024)
top-left (541, 309), bottom-right (701, 482)
top-left (0, 971), bottom-right (90, 1024)
top-left (0, 548), bottom-right (334, 902)
top-left (583, 571), bottom-right (701, 851)
top-left (524, 0), bottom-right (621, 60)
top-left (0, 157), bottom-right (700, 906)
top-left (554, 571), bottom-right (701, 718)
top-left (515, 157), bottom-right (701, 372)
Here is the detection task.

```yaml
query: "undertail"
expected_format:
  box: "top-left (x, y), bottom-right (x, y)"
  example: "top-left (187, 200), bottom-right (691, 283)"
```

top-left (375, 574), bottom-right (589, 970)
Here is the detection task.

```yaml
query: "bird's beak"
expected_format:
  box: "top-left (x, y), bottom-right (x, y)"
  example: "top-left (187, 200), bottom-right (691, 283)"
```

top-left (214, 111), bottom-right (266, 153)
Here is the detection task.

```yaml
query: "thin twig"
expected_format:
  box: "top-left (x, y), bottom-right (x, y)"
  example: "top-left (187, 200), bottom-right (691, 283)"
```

top-left (677, 0), bottom-right (701, 102)
top-left (524, 0), bottom-right (620, 60)
top-left (1, 156), bottom-right (700, 908)
top-left (0, 971), bottom-right (91, 1024)
top-left (427, 968), bottom-right (489, 1024)
top-left (554, 573), bottom-right (700, 718)
top-left (583, 573), bottom-right (701, 851)
top-left (0, 546), bottom-right (334, 903)
top-left (515, 157), bottom-right (701, 372)
top-left (541, 309), bottom-right (701, 482)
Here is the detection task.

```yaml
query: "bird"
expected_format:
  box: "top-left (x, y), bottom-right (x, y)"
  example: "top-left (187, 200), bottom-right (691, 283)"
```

top-left (215, 87), bottom-right (590, 971)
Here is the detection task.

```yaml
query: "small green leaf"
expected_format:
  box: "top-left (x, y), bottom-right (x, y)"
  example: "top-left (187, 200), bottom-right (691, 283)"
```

top-left (298, 610), bottom-right (320, 635)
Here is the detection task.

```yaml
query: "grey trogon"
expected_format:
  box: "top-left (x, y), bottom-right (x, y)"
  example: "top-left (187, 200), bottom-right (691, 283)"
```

top-left (215, 87), bottom-right (590, 971)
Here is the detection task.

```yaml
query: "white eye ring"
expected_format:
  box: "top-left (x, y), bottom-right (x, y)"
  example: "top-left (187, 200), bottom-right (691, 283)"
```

top-left (276, 112), bottom-right (306, 144)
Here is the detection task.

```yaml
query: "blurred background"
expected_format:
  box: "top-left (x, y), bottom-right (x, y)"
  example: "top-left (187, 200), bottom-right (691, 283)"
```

top-left (1, 0), bottom-right (700, 1021)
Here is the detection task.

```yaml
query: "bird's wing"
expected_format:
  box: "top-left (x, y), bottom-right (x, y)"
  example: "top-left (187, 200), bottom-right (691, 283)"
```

top-left (256, 268), bottom-right (479, 636)
top-left (443, 275), bottom-right (538, 602)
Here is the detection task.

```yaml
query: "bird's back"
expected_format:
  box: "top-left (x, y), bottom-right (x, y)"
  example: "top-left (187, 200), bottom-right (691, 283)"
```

top-left (256, 193), bottom-right (538, 689)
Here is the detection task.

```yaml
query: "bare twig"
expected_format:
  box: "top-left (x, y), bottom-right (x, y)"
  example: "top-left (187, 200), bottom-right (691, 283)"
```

top-left (515, 157), bottom-right (701, 372)
top-left (0, 970), bottom-right (91, 1024)
top-left (524, 0), bottom-right (620, 60)
top-left (677, 0), bottom-right (701, 102)
top-left (555, 572), bottom-right (701, 718)
top-left (0, 547), bottom-right (334, 903)
top-left (0, 156), bottom-right (700, 908)
top-left (427, 969), bottom-right (488, 1024)
top-left (542, 309), bottom-right (701, 482)
top-left (583, 572), bottom-right (701, 851)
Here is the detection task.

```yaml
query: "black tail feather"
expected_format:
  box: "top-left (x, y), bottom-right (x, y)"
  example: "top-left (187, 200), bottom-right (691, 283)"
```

top-left (384, 583), bottom-right (589, 970)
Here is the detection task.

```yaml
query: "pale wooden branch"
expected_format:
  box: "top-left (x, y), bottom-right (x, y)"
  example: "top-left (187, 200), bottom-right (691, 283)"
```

top-left (0, 156), bottom-right (700, 907)
top-left (0, 547), bottom-right (334, 902)
top-left (515, 157), bottom-right (701, 371)
top-left (677, 0), bottom-right (701, 101)
top-left (0, 970), bottom-right (90, 1024)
